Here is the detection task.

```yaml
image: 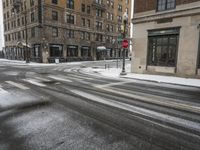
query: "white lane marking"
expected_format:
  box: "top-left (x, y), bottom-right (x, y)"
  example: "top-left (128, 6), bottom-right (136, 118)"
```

top-left (58, 67), bottom-right (65, 71)
top-left (48, 75), bottom-right (72, 82)
top-left (62, 76), bottom-right (82, 81)
top-left (64, 69), bottom-right (72, 72)
top-left (108, 86), bottom-right (200, 107)
top-left (77, 80), bottom-right (96, 86)
top-left (0, 87), bottom-right (9, 94)
top-left (23, 79), bottom-right (46, 87)
top-left (3, 71), bottom-right (19, 76)
top-left (95, 86), bottom-right (200, 114)
top-left (70, 89), bottom-right (200, 132)
top-left (67, 74), bottom-right (94, 80)
top-left (6, 81), bottom-right (30, 90)
top-left (95, 81), bottom-right (131, 88)
top-left (34, 77), bottom-right (51, 82)
top-left (53, 67), bottom-right (61, 71)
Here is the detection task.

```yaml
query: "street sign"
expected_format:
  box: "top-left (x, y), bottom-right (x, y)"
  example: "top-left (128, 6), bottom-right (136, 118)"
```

top-left (117, 35), bottom-right (123, 43)
top-left (122, 39), bottom-right (129, 48)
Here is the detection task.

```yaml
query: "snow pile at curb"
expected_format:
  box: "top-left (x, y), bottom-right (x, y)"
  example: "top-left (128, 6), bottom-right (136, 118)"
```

top-left (0, 59), bottom-right (117, 66)
top-left (0, 59), bottom-right (56, 66)
top-left (0, 59), bottom-right (26, 64)
top-left (125, 74), bottom-right (200, 87)
top-left (83, 64), bottom-right (200, 88)
top-left (83, 64), bottom-right (131, 78)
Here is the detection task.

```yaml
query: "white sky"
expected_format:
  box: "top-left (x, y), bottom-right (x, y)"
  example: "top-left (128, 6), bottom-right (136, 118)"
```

top-left (0, 1), bottom-right (4, 51)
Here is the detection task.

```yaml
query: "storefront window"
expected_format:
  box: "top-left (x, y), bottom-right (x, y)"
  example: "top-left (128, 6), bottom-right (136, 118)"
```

top-left (50, 44), bottom-right (63, 57)
top-left (148, 28), bottom-right (179, 67)
top-left (67, 45), bottom-right (78, 57)
top-left (81, 46), bottom-right (91, 57)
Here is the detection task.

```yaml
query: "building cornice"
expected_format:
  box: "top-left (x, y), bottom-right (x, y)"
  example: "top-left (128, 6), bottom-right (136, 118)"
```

top-left (132, 6), bottom-right (200, 24)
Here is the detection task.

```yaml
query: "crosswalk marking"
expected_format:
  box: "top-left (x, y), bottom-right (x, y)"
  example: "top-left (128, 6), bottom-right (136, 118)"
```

top-left (61, 76), bottom-right (82, 81)
top-left (67, 74), bottom-right (94, 80)
top-left (23, 79), bottom-right (46, 87)
top-left (53, 67), bottom-right (64, 71)
top-left (0, 87), bottom-right (9, 94)
top-left (6, 81), bottom-right (30, 90)
top-left (95, 81), bottom-right (131, 88)
top-left (48, 75), bottom-right (72, 82)
top-left (64, 69), bottom-right (72, 72)
top-left (34, 77), bottom-right (51, 82)
top-left (58, 67), bottom-right (65, 71)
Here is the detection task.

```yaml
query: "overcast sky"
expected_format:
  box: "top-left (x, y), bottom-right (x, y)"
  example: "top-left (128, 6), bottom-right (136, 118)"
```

top-left (0, 1), bottom-right (4, 51)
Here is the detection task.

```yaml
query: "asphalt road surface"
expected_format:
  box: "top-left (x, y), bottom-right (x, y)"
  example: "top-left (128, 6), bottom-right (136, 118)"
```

top-left (0, 60), bottom-right (200, 150)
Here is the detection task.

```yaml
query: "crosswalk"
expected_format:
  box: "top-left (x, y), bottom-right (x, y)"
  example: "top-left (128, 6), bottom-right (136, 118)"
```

top-left (70, 89), bottom-right (200, 133)
top-left (0, 73), bottom-right (106, 94)
top-left (23, 79), bottom-right (47, 87)
top-left (1, 72), bottom-right (200, 131)
top-left (3, 71), bottom-right (199, 114)
top-left (48, 75), bottom-right (72, 82)
top-left (52, 66), bottom-right (77, 72)
top-left (5, 81), bottom-right (30, 90)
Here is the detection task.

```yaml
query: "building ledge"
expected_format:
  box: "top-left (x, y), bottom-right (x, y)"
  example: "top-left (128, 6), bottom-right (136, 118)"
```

top-left (147, 66), bottom-right (176, 74)
top-left (92, 2), bottom-right (106, 11)
top-left (133, 5), bottom-right (200, 24)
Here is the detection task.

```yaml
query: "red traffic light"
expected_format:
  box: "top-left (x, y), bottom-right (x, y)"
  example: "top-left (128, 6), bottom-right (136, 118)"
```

top-left (122, 39), bottom-right (129, 48)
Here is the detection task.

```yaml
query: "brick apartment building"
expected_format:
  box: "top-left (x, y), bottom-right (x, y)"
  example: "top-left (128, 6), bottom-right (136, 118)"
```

top-left (2, 0), bottom-right (132, 63)
top-left (132, 0), bottom-right (200, 77)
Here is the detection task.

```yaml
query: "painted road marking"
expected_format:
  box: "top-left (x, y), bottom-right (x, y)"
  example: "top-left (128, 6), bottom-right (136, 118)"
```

top-left (95, 86), bottom-right (200, 114)
top-left (0, 87), bottom-right (9, 94)
top-left (48, 75), bottom-right (72, 82)
top-left (34, 77), bottom-right (51, 82)
top-left (6, 81), bottom-right (30, 90)
top-left (70, 89), bottom-right (200, 132)
top-left (23, 79), bottom-right (46, 87)
top-left (95, 81), bottom-right (131, 88)
top-left (3, 71), bottom-right (19, 76)
top-left (67, 74), bottom-right (94, 80)
top-left (61, 76), bottom-right (83, 81)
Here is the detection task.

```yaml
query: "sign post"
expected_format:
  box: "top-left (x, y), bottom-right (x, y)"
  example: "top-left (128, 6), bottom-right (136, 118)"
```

top-left (117, 35), bottom-right (123, 43)
top-left (120, 12), bottom-right (128, 75)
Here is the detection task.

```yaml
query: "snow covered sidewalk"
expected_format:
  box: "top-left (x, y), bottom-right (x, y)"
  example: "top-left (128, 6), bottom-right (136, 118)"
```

top-left (82, 64), bottom-right (200, 88)
top-left (0, 59), bottom-right (57, 66)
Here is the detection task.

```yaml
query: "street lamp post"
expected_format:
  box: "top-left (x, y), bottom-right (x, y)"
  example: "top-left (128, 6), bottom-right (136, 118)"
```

top-left (25, 14), bottom-right (29, 63)
top-left (120, 12), bottom-right (128, 75)
top-left (12, 2), bottom-right (29, 63)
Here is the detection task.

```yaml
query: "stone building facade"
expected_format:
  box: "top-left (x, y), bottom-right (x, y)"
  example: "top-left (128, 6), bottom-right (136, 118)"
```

top-left (2, 0), bottom-right (132, 63)
top-left (132, 0), bottom-right (200, 78)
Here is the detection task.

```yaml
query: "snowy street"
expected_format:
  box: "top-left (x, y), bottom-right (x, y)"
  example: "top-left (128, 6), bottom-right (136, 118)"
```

top-left (0, 59), bottom-right (200, 150)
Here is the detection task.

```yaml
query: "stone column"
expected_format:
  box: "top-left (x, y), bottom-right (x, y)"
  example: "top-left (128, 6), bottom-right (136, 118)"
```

top-left (42, 46), bottom-right (49, 63)
top-left (78, 46), bottom-right (81, 57)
